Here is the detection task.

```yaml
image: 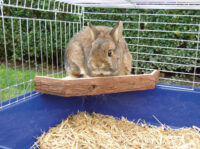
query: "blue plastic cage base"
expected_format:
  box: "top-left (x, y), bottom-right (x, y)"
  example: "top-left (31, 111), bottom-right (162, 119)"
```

top-left (0, 84), bottom-right (200, 149)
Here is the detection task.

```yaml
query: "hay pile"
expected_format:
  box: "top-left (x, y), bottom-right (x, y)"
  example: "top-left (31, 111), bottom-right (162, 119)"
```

top-left (32, 112), bottom-right (200, 149)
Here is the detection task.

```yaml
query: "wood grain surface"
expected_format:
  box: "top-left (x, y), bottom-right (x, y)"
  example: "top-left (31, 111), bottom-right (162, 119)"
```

top-left (34, 70), bottom-right (160, 97)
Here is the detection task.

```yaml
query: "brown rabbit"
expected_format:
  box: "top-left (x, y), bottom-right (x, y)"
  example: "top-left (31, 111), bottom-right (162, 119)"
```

top-left (64, 21), bottom-right (132, 78)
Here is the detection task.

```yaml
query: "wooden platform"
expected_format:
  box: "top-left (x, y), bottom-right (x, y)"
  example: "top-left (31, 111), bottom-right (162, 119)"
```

top-left (34, 70), bottom-right (160, 97)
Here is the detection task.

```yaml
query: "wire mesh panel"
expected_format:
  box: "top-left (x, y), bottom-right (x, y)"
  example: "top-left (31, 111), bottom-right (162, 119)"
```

top-left (0, 0), bottom-right (82, 108)
top-left (1, 0), bottom-right (200, 109)
top-left (63, 0), bottom-right (200, 9)
top-left (2, 0), bottom-right (82, 14)
top-left (83, 8), bottom-right (200, 90)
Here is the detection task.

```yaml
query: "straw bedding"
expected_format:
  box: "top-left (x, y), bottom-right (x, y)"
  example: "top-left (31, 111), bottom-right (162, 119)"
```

top-left (32, 112), bottom-right (200, 149)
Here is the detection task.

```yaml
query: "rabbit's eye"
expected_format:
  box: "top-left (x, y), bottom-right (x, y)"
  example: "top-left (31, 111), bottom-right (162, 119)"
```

top-left (108, 50), bottom-right (112, 57)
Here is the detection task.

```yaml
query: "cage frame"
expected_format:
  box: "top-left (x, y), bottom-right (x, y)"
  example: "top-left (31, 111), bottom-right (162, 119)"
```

top-left (0, 0), bottom-right (200, 109)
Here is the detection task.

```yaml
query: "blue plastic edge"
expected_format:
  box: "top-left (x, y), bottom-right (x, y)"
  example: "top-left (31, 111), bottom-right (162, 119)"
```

top-left (0, 92), bottom-right (86, 149)
top-left (0, 83), bottom-right (200, 149)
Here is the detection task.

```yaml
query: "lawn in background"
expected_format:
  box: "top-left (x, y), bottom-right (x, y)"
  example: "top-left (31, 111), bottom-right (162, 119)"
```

top-left (0, 64), bottom-right (65, 101)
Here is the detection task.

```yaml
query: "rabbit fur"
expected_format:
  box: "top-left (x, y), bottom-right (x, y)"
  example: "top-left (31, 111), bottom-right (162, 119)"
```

top-left (64, 21), bottom-right (132, 78)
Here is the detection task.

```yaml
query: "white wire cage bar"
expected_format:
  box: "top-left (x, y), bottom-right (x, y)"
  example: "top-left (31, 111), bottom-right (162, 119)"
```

top-left (62, 0), bottom-right (200, 9)
top-left (0, 0), bottom-right (82, 108)
top-left (82, 7), bottom-right (200, 90)
top-left (0, 0), bottom-right (200, 109)
top-left (1, 0), bottom-right (83, 15)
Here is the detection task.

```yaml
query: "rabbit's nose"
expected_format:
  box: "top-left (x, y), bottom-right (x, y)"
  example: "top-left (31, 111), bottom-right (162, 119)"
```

top-left (96, 64), bottom-right (105, 71)
top-left (95, 63), bottom-right (104, 68)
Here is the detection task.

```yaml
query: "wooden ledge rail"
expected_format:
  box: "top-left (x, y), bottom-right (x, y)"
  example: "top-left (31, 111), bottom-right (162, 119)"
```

top-left (34, 70), bottom-right (160, 97)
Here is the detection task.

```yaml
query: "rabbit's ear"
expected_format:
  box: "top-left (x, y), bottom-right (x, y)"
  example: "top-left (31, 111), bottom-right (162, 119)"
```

top-left (88, 22), bottom-right (99, 40)
top-left (110, 21), bottom-right (123, 42)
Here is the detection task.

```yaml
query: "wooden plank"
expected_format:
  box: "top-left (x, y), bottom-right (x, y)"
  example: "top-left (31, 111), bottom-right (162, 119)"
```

top-left (34, 70), bottom-right (160, 97)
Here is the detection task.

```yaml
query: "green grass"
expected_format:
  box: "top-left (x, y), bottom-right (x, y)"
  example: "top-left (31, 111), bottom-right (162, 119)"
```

top-left (0, 64), bottom-right (66, 101)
